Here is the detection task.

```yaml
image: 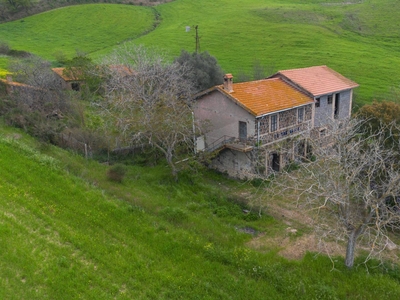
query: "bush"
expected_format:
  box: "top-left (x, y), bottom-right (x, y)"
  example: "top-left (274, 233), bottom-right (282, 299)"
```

top-left (107, 163), bottom-right (127, 183)
top-left (174, 50), bottom-right (224, 93)
top-left (160, 207), bottom-right (188, 224)
top-left (284, 162), bottom-right (300, 172)
top-left (0, 41), bottom-right (10, 55)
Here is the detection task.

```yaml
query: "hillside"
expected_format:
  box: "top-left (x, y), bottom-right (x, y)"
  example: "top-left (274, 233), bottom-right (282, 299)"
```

top-left (1, 0), bottom-right (400, 104)
top-left (0, 4), bottom-right (156, 59)
top-left (0, 0), bottom-right (172, 23)
top-left (1, 123), bottom-right (400, 299)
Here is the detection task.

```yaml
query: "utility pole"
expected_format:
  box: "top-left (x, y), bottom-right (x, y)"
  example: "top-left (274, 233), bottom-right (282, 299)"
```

top-left (194, 25), bottom-right (200, 53)
top-left (186, 25), bottom-right (200, 53)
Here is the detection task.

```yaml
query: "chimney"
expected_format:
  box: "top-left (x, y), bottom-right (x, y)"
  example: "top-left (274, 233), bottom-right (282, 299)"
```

top-left (223, 73), bottom-right (233, 93)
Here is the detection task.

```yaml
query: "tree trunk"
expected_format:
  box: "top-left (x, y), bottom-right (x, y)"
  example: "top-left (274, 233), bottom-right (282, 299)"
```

top-left (345, 225), bottom-right (364, 268)
top-left (345, 230), bottom-right (357, 268)
top-left (166, 151), bottom-right (178, 181)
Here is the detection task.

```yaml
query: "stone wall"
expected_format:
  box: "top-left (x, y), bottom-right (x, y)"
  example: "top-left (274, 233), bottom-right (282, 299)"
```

top-left (255, 104), bottom-right (313, 145)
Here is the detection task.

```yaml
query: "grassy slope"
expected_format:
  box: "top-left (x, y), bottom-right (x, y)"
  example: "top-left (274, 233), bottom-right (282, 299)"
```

top-left (1, 125), bottom-right (400, 299)
top-left (0, 57), bottom-right (7, 76)
top-left (1, 0), bottom-right (400, 103)
top-left (0, 4), bottom-right (155, 59)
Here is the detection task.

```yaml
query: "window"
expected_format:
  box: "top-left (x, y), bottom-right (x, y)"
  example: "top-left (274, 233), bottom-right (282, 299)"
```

top-left (297, 107), bottom-right (304, 123)
top-left (270, 114), bottom-right (278, 132)
top-left (327, 95), bottom-right (333, 104)
top-left (315, 97), bottom-right (320, 108)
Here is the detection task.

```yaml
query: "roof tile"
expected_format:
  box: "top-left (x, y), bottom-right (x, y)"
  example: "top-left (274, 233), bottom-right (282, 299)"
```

top-left (276, 65), bottom-right (359, 97)
top-left (218, 78), bottom-right (313, 116)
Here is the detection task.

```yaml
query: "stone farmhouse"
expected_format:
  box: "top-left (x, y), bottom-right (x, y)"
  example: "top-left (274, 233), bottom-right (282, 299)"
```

top-left (51, 65), bottom-right (134, 92)
top-left (194, 65), bottom-right (359, 178)
top-left (52, 67), bottom-right (84, 91)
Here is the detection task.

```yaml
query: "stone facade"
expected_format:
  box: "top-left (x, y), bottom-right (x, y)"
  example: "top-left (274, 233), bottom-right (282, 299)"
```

top-left (255, 104), bottom-right (313, 145)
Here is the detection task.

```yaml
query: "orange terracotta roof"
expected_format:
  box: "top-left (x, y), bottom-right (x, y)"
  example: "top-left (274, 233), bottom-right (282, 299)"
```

top-left (217, 78), bottom-right (313, 117)
top-left (275, 65), bottom-right (359, 97)
top-left (52, 67), bottom-right (82, 81)
top-left (0, 78), bottom-right (30, 87)
top-left (109, 65), bottom-right (135, 76)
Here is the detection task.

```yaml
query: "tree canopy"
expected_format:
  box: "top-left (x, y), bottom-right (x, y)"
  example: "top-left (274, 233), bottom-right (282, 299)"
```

top-left (357, 100), bottom-right (400, 148)
top-left (174, 50), bottom-right (224, 93)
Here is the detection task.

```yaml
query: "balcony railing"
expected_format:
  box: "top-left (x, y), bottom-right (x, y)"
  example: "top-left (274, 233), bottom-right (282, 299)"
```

top-left (258, 122), bottom-right (311, 145)
top-left (205, 135), bottom-right (236, 152)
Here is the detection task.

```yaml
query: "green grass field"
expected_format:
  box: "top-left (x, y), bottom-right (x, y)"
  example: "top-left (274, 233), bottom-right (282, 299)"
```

top-left (0, 4), bottom-right (155, 59)
top-left (1, 0), bottom-right (400, 104)
top-left (1, 124), bottom-right (400, 299)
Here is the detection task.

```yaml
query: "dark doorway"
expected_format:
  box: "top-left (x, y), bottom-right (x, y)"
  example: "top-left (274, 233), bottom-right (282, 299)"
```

top-left (334, 93), bottom-right (340, 119)
top-left (297, 140), bottom-right (305, 157)
top-left (272, 153), bottom-right (280, 172)
top-left (239, 121), bottom-right (247, 142)
top-left (71, 82), bottom-right (80, 91)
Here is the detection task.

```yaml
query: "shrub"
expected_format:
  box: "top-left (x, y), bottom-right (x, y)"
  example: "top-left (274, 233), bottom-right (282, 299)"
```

top-left (160, 207), bottom-right (188, 224)
top-left (107, 163), bottom-right (127, 183)
top-left (284, 162), bottom-right (300, 172)
top-left (174, 50), bottom-right (224, 93)
top-left (0, 41), bottom-right (10, 55)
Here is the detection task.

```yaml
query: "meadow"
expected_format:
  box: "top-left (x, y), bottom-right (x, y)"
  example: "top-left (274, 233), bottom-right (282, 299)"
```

top-left (1, 0), bottom-right (400, 104)
top-left (1, 123), bottom-right (400, 299)
top-left (0, 4), bottom-right (156, 61)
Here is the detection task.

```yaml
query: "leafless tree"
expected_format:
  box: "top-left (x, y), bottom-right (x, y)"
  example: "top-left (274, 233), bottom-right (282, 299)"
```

top-left (9, 56), bottom-right (70, 114)
top-left (273, 118), bottom-right (400, 268)
top-left (99, 44), bottom-right (201, 178)
top-left (3, 56), bottom-right (74, 142)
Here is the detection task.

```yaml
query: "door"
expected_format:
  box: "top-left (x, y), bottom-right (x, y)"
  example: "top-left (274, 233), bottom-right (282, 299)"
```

top-left (334, 93), bottom-right (340, 119)
top-left (239, 121), bottom-right (247, 142)
top-left (272, 153), bottom-right (280, 172)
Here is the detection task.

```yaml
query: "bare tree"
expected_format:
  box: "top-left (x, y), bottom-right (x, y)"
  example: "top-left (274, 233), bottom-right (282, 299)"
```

top-left (274, 119), bottom-right (400, 268)
top-left (100, 44), bottom-right (201, 178)
top-left (3, 56), bottom-right (73, 142)
top-left (9, 56), bottom-right (70, 114)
